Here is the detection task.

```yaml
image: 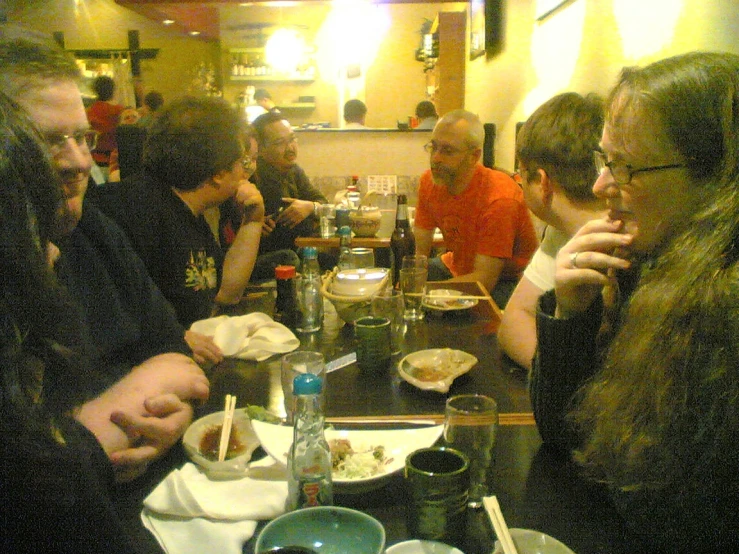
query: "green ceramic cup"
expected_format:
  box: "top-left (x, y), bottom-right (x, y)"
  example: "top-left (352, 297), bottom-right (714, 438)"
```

top-left (354, 316), bottom-right (392, 372)
top-left (404, 446), bottom-right (470, 547)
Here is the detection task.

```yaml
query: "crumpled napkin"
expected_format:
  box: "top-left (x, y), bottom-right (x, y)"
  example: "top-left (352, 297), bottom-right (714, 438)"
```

top-left (141, 457), bottom-right (288, 554)
top-left (190, 312), bottom-right (299, 361)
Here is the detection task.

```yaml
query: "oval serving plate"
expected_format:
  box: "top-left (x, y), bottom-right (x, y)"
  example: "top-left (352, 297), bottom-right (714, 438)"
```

top-left (423, 289), bottom-right (478, 312)
top-left (398, 348), bottom-right (478, 393)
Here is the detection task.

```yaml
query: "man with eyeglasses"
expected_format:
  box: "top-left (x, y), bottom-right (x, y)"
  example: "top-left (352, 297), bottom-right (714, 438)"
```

top-left (414, 110), bottom-right (538, 308)
top-left (95, 96), bottom-right (264, 337)
top-left (0, 37), bottom-right (209, 482)
top-left (250, 111), bottom-right (327, 280)
top-left (498, 93), bottom-right (606, 371)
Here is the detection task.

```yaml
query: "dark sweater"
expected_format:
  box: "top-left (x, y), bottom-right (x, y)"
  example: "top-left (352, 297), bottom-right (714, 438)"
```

top-left (55, 204), bottom-right (189, 393)
top-left (532, 289), bottom-right (739, 552)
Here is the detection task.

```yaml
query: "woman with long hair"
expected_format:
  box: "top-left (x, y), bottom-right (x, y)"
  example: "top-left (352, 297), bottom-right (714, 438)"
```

top-left (0, 92), bottom-right (136, 552)
top-left (531, 51), bottom-right (739, 551)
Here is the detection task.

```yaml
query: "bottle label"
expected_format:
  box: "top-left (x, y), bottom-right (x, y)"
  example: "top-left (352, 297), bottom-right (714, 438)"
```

top-left (296, 476), bottom-right (332, 508)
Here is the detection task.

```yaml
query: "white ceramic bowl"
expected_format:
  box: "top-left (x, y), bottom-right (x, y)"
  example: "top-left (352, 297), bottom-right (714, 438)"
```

top-left (331, 268), bottom-right (389, 297)
top-left (250, 419), bottom-right (444, 493)
top-left (492, 529), bottom-right (576, 554)
top-left (398, 348), bottom-right (478, 393)
top-left (385, 540), bottom-right (464, 554)
top-left (182, 409), bottom-right (260, 477)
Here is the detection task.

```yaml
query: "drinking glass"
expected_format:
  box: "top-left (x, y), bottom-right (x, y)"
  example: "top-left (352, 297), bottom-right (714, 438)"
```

top-left (371, 288), bottom-right (405, 354)
top-left (443, 394), bottom-right (498, 508)
top-left (400, 256), bottom-right (428, 321)
top-left (350, 247), bottom-right (375, 269)
top-left (318, 204), bottom-right (335, 239)
top-left (281, 351), bottom-right (325, 424)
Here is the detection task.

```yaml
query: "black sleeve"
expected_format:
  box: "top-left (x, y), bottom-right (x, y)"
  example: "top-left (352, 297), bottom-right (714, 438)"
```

top-left (529, 290), bottom-right (602, 448)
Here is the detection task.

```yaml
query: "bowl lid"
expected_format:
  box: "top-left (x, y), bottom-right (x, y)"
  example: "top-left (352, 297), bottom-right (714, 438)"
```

top-left (332, 268), bottom-right (388, 296)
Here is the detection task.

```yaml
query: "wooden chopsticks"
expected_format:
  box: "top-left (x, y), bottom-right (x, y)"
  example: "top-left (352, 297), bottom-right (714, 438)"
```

top-left (484, 495), bottom-right (519, 554)
top-left (217, 394), bottom-right (237, 462)
top-left (325, 413), bottom-right (535, 426)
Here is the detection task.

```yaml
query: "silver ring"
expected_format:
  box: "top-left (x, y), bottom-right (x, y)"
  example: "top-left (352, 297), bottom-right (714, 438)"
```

top-left (570, 252), bottom-right (580, 268)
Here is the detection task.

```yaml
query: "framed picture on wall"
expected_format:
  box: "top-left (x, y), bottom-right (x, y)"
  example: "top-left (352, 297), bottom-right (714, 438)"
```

top-left (470, 0), bottom-right (504, 60)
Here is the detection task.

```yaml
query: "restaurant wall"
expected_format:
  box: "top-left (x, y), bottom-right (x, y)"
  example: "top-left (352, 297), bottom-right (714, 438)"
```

top-left (4, 0), bottom-right (220, 105)
top-left (466, 0), bottom-right (739, 171)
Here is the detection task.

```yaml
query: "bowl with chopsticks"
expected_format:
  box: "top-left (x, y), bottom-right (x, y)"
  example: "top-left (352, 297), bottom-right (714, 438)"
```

top-left (182, 408), bottom-right (260, 477)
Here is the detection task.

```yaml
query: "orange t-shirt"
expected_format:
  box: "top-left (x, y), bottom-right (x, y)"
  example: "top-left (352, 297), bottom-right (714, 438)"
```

top-left (414, 164), bottom-right (538, 280)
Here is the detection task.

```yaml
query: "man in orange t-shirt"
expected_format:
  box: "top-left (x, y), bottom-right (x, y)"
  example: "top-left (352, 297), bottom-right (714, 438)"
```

top-left (414, 110), bottom-right (538, 308)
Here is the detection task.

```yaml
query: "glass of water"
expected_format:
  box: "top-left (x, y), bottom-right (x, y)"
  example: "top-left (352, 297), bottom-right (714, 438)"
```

top-left (319, 204), bottom-right (335, 239)
top-left (400, 255), bottom-right (428, 321)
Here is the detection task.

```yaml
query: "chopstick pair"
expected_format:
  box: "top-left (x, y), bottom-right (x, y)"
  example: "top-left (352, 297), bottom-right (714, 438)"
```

top-left (483, 496), bottom-right (519, 554)
top-left (217, 394), bottom-right (237, 462)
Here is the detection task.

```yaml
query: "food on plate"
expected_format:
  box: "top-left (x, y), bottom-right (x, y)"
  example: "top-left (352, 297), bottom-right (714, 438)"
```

top-left (199, 424), bottom-right (246, 461)
top-left (329, 438), bottom-right (391, 479)
top-left (246, 404), bottom-right (282, 423)
top-left (408, 364), bottom-right (449, 382)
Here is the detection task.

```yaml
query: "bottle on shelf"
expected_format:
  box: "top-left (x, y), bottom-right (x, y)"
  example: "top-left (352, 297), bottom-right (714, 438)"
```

top-left (337, 225), bottom-right (354, 271)
top-left (390, 194), bottom-right (416, 287)
top-left (286, 372), bottom-right (333, 511)
top-left (347, 175), bottom-right (361, 209)
top-left (274, 264), bottom-right (299, 329)
top-left (296, 247), bottom-right (323, 333)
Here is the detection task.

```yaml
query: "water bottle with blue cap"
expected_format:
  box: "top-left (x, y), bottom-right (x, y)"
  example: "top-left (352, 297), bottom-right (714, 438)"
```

top-left (286, 373), bottom-right (333, 510)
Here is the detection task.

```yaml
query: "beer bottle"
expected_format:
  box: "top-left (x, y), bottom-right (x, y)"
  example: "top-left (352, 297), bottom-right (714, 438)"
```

top-left (390, 194), bottom-right (415, 287)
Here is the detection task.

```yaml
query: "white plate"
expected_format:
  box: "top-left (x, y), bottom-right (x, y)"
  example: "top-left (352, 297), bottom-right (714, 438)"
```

top-left (423, 289), bottom-right (478, 312)
top-left (386, 540), bottom-right (465, 554)
top-left (251, 419), bottom-right (444, 493)
top-left (492, 529), bottom-right (576, 554)
top-left (182, 409), bottom-right (260, 477)
top-left (398, 348), bottom-right (478, 393)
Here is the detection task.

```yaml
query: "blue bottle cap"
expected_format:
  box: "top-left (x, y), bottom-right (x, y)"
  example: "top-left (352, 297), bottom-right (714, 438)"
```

top-left (302, 246), bottom-right (318, 258)
top-left (337, 225), bottom-right (351, 236)
top-left (293, 372), bottom-right (322, 395)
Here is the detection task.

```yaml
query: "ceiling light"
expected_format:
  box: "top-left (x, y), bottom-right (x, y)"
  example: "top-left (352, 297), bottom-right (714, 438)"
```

top-left (162, 19), bottom-right (175, 25)
top-left (189, 30), bottom-right (201, 36)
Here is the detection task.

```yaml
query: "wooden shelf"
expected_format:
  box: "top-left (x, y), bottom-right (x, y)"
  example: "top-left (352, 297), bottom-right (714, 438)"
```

top-left (229, 75), bottom-right (315, 83)
top-left (277, 103), bottom-right (316, 110)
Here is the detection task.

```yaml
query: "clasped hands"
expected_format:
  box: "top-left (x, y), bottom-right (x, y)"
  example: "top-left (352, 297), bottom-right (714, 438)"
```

top-left (74, 353), bottom-right (210, 483)
top-left (262, 197), bottom-right (314, 237)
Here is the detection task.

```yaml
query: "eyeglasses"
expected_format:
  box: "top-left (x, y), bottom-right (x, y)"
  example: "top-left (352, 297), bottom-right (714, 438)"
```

top-left (240, 156), bottom-right (253, 170)
top-left (267, 134), bottom-right (297, 149)
top-left (45, 129), bottom-right (98, 154)
top-left (423, 141), bottom-right (473, 157)
top-left (593, 150), bottom-right (686, 185)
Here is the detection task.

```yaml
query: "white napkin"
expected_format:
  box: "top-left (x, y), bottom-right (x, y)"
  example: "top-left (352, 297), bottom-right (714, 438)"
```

top-left (141, 457), bottom-right (288, 554)
top-left (190, 312), bottom-right (299, 361)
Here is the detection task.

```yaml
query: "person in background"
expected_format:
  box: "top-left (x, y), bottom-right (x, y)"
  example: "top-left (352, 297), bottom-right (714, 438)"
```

top-left (531, 52), bottom-right (739, 552)
top-left (85, 74), bottom-right (123, 170)
top-left (415, 100), bottom-right (438, 130)
top-left (0, 37), bottom-right (209, 481)
top-left (344, 98), bottom-right (368, 129)
top-left (95, 96), bottom-right (264, 340)
top-left (251, 111), bottom-right (326, 280)
top-left (246, 87), bottom-right (279, 123)
top-left (137, 90), bottom-right (163, 128)
top-left (414, 109), bottom-right (538, 308)
top-left (498, 92), bottom-right (605, 371)
top-left (107, 106), bottom-right (140, 182)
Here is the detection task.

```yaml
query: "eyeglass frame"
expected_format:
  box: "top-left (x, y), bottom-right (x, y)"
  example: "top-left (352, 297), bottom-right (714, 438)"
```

top-left (593, 150), bottom-right (686, 185)
top-left (45, 129), bottom-right (99, 155)
top-left (423, 140), bottom-right (475, 157)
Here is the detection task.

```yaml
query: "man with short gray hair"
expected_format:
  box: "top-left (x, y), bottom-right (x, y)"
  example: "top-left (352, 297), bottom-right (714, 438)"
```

top-left (414, 109), bottom-right (538, 308)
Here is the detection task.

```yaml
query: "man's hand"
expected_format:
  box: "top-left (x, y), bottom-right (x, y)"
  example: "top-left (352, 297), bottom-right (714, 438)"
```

top-left (185, 330), bottom-right (224, 367)
top-left (108, 394), bottom-right (194, 482)
top-left (275, 197), bottom-right (313, 229)
top-left (74, 353), bottom-right (209, 480)
top-left (234, 180), bottom-right (265, 223)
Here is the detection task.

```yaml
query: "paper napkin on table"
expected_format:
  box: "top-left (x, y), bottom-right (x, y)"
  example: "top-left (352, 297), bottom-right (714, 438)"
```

top-left (190, 312), bottom-right (299, 361)
top-left (141, 457), bottom-right (288, 554)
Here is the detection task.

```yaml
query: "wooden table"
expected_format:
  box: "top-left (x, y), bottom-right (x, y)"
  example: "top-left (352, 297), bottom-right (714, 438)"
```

top-left (112, 283), bottom-right (632, 554)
